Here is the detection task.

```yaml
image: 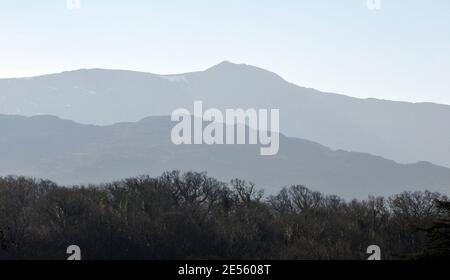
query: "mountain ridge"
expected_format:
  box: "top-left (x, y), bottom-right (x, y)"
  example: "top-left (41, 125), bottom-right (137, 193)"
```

top-left (1, 61), bottom-right (449, 168)
top-left (1, 114), bottom-right (449, 199)
top-left (4, 61), bottom-right (449, 106)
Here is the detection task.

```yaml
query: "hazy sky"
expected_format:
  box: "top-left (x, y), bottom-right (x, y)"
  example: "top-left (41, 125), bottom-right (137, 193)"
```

top-left (1, 0), bottom-right (449, 104)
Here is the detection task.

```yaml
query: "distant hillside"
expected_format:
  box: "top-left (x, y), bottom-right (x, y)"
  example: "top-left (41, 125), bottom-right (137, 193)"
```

top-left (0, 114), bottom-right (449, 199)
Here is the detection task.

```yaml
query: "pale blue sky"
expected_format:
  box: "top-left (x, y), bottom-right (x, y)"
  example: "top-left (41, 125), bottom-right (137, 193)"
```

top-left (0, 0), bottom-right (449, 104)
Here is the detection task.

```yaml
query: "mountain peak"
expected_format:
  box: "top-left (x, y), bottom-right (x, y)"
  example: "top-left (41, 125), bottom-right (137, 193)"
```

top-left (217, 60), bottom-right (235, 66)
top-left (204, 61), bottom-right (286, 82)
top-left (206, 60), bottom-right (242, 71)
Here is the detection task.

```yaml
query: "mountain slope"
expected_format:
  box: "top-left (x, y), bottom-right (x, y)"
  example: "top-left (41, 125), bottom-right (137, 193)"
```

top-left (1, 62), bottom-right (449, 168)
top-left (0, 114), bottom-right (449, 199)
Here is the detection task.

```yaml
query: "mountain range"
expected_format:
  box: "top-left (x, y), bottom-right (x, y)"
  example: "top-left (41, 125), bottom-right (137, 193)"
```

top-left (1, 61), bottom-right (449, 169)
top-left (0, 114), bottom-right (449, 199)
top-left (1, 61), bottom-right (449, 198)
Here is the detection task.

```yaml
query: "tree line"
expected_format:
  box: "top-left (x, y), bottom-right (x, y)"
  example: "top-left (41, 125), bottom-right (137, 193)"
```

top-left (0, 171), bottom-right (448, 259)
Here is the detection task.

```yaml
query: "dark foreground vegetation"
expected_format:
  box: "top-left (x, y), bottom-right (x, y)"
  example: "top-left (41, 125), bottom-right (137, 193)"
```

top-left (0, 171), bottom-right (449, 260)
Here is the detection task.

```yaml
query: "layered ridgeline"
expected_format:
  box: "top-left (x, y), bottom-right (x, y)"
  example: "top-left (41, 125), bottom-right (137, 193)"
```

top-left (0, 114), bottom-right (449, 199)
top-left (1, 61), bottom-right (450, 168)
